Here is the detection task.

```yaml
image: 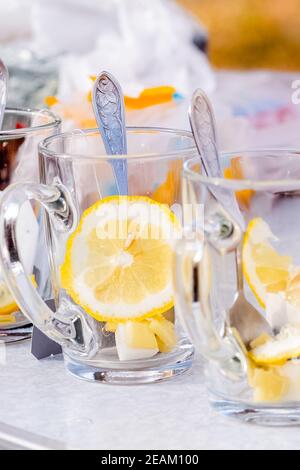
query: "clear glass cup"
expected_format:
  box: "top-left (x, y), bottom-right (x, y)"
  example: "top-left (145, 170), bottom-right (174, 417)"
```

top-left (175, 149), bottom-right (300, 425)
top-left (0, 108), bottom-right (61, 332)
top-left (0, 127), bottom-right (195, 383)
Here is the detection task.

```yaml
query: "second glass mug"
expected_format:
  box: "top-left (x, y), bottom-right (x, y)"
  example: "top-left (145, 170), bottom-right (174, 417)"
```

top-left (0, 127), bottom-right (196, 383)
top-left (176, 150), bottom-right (300, 425)
top-left (0, 108), bottom-right (61, 332)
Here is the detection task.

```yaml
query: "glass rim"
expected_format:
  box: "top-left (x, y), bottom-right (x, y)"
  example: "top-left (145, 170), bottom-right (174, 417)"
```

top-left (39, 126), bottom-right (198, 161)
top-left (184, 148), bottom-right (300, 190)
top-left (0, 107), bottom-right (61, 137)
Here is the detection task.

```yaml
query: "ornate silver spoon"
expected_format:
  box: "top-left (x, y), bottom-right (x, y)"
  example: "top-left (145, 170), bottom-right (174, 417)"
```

top-left (189, 88), bottom-right (272, 347)
top-left (189, 88), bottom-right (244, 229)
top-left (92, 71), bottom-right (128, 195)
top-left (0, 59), bottom-right (8, 130)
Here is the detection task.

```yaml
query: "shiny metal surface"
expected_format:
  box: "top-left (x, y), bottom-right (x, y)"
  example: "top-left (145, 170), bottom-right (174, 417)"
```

top-left (92, 71), bottom-right (128, 195)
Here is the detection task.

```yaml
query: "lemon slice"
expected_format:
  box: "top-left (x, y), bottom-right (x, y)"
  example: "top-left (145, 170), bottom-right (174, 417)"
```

top-left (249, 325), bottom-right (300, 366)
top-left (61, 196), bottom-right (181, 322)
top-left (243, 218), bottom-right (292, 308)
top-left (0, 280), bottom-right (18, 315)
top-left (0, 275), bottom-right (37, 316)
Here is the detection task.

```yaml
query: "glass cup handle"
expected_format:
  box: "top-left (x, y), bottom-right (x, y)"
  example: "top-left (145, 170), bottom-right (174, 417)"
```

top-left (175, 237), bottom-right (247, 381)
top-left (0, 182), bottom-right (97, 357)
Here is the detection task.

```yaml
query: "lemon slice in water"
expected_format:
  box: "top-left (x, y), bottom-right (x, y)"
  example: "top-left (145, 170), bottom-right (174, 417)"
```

top-left (61, 196), bottom-right (181, 322)
top-left (243, 218), bottom-right (292, 308)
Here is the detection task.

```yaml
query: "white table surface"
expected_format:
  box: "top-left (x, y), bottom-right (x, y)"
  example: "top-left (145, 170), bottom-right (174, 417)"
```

top-left (1, 340), bottom-right (300, 450)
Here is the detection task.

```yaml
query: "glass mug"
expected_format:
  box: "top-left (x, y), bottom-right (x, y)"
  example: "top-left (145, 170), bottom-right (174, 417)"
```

top-left (0, 127), bottom-right (195, 383)
top-left (175, 150), bottom-right (300, 425)
top-left (0, 108), bottom-right (61, 333)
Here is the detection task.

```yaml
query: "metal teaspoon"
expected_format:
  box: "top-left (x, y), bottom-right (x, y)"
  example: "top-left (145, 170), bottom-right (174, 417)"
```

top-left (92, 71), bottom-right (128, 195)
top-left (189, 88), bottom-right (272, 347)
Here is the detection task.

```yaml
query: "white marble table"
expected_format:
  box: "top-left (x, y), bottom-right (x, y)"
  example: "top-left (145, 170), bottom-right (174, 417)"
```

top-left (0, 341), bottom-right (300, 450)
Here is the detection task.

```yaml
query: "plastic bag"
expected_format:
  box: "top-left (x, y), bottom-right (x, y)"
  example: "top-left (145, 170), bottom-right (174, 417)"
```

top-left (32, 0), bottom-right (215, 99)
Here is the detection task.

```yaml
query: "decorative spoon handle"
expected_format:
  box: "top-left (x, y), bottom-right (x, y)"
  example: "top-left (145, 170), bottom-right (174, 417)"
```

top-left (189, 88), bottom-right (245, 230)
top-left (0, 59), bottom-right (8, 130)
top-left (92, 71), bottom-right (128, 195)
top-left (189, 89), bottom-right (222, 178)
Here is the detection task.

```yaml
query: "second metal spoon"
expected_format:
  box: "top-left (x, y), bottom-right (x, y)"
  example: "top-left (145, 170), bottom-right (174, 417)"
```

top-left (189, 88), bottom-right (272, 347)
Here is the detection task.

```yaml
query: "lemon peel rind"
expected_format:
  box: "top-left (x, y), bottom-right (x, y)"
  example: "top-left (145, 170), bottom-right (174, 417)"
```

top-left (60, 195), bottom-right (178, 322)
top-left (243, 218), bottom-right (267, 309)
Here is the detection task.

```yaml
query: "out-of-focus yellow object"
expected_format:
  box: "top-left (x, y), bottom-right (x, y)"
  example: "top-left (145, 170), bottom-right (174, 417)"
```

top-left (0, 280), bottom-right (19, 315)
top-left (45, 82), bottom-right (180, 129)
top-left (179, 0), bottom-right (300, 71)
top-left (86, 77), bottom-right (177, 111)
top-left (0, 313), bottom-right (16, 323)
top-left (0, 275), bottom-right (37, 316)
top-left (124, 86), bottom-right (176, 110)
top-left (105, 322), bottom-right (118, 333)
top-left (45, 94), bottom-right (97, 129)
top-left (152, 162), bottom-right (182, 206)
top-left (224, 156), bottom-right (254, 209)
top-left (45, 96), bottom-right (59, 107)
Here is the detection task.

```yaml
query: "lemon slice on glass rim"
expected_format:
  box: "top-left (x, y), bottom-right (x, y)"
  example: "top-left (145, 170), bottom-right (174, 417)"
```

top-left (60, 195), bottom-right (181, 322)
top-left (243, 217), bottom-right (292, 309)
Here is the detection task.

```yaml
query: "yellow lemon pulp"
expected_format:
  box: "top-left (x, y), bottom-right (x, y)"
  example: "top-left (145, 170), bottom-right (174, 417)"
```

top-left (250, 367), bottom-right (290, 403)
top-left (120, 321), bottom-right (158, 350)
top-left (148, 316), bottom-right (177, 353)
top-left (61, 196), bottom-right (181, 322)
top-left (243, 218), bottom-right (292, 308)
top-left (105, 315), bottom-right (177, 354)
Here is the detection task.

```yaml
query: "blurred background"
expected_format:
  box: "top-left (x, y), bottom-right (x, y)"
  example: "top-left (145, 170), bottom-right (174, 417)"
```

top-left (1, 0), bottom-right (300, 150)
top-left (2, 0), bottom-right (300, 70)
top-left (179, 0), bottom-right (300, 70)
